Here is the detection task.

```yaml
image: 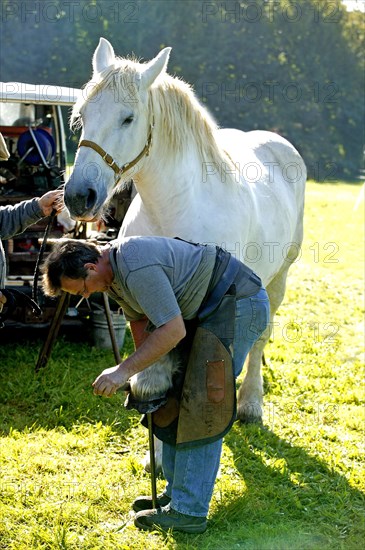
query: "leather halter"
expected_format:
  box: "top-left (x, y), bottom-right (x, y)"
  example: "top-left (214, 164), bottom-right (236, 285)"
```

top-left (78, 123), bottom-right (153, 183)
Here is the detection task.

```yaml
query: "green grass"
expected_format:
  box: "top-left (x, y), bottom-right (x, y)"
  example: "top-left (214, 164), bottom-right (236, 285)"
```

top-left (0, 181), bottom-right (364, 549)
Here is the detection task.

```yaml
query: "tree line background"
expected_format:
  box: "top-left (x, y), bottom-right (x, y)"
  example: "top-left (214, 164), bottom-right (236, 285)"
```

top-left (0, 0), bottom-right (363, 181)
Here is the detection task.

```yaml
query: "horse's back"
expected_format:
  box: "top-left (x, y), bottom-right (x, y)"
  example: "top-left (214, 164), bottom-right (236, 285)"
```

top-left (218, 128), bottom-right (303, 160)
top-left (217, 128), bottom-right (306, 196)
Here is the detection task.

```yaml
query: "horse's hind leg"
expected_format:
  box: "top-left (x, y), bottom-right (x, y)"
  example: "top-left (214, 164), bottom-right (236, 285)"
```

top-left (237, 261), bottom-right (292, 423)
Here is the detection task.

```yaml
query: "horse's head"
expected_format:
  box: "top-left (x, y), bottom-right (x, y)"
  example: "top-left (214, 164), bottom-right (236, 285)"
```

top-left (65, 38), bottom-right (171, 221)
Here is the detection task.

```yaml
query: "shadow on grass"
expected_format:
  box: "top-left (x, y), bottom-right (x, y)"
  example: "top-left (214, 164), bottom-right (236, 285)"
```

top-left (165, 423), bottom-right (364, 550)
top-left (1, 335), bottom-right (363, 548)
top-left (201, 421), bottom-right (364, 549)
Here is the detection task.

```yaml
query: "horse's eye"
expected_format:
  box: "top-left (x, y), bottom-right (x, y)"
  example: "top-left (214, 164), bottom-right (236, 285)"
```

top-left (122, 115), bottom-right (134, 126)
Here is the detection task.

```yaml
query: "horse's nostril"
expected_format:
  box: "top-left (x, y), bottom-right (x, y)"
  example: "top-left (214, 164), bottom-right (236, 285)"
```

top-left (86, 188), bottom-right (97, 210)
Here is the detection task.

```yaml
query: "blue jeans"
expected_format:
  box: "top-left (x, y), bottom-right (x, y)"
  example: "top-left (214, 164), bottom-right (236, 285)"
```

top-left (162, 288), bottom-right (270, 517)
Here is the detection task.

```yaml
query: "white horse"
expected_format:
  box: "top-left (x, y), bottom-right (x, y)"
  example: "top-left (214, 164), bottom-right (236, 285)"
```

top-left (65, 38), bottom-right (306, 424)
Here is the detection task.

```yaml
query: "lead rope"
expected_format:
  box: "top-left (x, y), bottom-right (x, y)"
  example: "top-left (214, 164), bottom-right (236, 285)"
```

top-left (0, 212), bottom-right (51, 327)
top-left (32, 208), bottom-right (57, 309)
top-left (0, 206), bottom-right (53, 328)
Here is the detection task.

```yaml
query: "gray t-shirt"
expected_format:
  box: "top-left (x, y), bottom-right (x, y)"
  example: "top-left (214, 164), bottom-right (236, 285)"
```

top-left (108, 236), bottom-right (216, 327)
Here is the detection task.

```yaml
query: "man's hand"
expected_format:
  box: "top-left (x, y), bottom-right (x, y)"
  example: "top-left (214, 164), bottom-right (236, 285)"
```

top-left (92, 315), bottom-right (186, 398)
top-left (38, 189), bottom-right (64, 217)
top-left (92, 364), bottom-right (130, 398)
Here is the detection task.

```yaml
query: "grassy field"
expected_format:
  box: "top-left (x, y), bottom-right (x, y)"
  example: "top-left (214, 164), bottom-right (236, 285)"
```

top-left (0, 181), bottom-right (364, 549)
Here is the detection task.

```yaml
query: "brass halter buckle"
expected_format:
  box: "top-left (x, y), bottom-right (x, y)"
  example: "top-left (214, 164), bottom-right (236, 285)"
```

top-left (102, 152), bottom-right (115, 167)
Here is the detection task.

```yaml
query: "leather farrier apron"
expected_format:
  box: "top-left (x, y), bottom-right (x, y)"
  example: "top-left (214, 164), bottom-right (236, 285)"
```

top-left (146, 247), bottom-right (262, 448)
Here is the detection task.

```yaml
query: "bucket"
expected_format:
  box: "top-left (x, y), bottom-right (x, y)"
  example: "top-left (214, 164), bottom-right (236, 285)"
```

top-left (91, 310), bottom-right (126, 349)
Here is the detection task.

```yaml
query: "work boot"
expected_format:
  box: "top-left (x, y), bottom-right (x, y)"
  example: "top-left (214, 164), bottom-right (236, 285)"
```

top-left (134, 504), bottom-right (207, 534)
top-left (132, 493), bottom-right (171, 513)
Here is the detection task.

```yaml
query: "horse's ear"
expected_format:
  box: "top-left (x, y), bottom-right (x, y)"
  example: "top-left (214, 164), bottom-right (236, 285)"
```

top-left (141, 47), bottom-right (172, 90)
top-left (92, 37), bottom-right (115, 76)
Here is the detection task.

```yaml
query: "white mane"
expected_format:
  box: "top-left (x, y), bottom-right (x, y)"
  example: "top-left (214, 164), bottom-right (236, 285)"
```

top-left (71, 56), bottom-right (236, 178)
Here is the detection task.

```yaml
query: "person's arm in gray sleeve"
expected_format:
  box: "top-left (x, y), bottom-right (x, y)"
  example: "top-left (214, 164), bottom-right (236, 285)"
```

top-left (0, 189), bottom-right (63, 240)
top-left (0, 198), bottom-right (43, 240)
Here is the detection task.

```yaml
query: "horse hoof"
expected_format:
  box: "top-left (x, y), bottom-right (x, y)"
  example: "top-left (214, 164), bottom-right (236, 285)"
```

top-left (237, 414), bottom-right (263, 425)
top-left (142, 452), bottom-right (163, 475)
top-left (236, 403), bottom-right (263, 424)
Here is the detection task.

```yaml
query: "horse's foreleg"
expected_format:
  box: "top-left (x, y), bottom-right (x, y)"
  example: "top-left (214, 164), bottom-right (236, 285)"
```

top-left (143, 436), bottom-right (163, 475)
top-left (129, 353), bottom-right (178, 476)
top-left (130, 354), bottom-right (174, 476)
top-left (237, 262), bottom-right (292, 423)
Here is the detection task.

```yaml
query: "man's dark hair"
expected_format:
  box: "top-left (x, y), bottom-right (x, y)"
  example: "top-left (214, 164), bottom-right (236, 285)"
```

top-left (41, 239), bottom-right (101, 296)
